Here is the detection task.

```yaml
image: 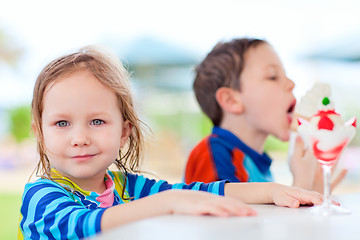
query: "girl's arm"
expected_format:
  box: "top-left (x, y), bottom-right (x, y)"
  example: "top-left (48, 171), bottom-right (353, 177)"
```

top-left (101, 189), bottom-right (256, 231)
top-left (102, 182), bottom-right (324, 231)
top-left (102, 173), bottom-right (256, 231)
top-left (225, 182), bottom-right (323, 207)
top-left (101, 173), bottom-right (323, 231)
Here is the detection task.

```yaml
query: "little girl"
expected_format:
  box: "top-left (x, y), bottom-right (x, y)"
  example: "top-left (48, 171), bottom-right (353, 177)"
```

top-left (19, 46), bottom-right (323, 240)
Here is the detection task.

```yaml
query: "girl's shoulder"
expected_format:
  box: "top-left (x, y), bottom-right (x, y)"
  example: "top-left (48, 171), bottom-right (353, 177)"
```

top-left (25, 177), bottom-right (66, 188)
top-left (22, 178), bottom-right (72, 199)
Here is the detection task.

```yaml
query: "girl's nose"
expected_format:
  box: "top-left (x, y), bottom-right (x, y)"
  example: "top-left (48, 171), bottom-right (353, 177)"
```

top-left (71, 128), bottom-right (90, 147)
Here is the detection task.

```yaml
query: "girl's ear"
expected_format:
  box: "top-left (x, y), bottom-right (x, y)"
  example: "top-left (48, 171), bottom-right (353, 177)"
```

top-left (120, 120), bottom-right (132, 148)
top-left (215, 87), bottom-right (244, 114)
top-left (31, 121), bottom-right (37, 136)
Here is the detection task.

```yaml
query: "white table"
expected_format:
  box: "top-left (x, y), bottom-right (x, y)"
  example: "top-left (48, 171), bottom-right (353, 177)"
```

top-left (93, 193), bottom-right (360, 240)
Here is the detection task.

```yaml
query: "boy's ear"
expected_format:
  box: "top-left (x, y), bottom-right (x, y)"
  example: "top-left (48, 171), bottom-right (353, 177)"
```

top-left (215, 87), bottom-right (244, 114)
top-left (120, 120), bottom-right (132, 148)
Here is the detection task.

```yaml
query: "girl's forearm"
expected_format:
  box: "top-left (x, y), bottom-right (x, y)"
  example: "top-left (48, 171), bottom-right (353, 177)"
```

top-left (224, 182), bottom-right (277, 204)
top-left (101, 192), bottom-right (172, 231)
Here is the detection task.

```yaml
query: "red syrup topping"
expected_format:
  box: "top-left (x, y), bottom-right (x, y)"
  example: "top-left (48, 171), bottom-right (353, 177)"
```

top-left (312, 139), bottom-right (347, 163)
top-left (314, 110), bottom-right (339, 130)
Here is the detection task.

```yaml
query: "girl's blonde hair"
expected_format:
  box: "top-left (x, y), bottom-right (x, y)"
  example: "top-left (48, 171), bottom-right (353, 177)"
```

top-left (31, 46), bottom-right (144, 181)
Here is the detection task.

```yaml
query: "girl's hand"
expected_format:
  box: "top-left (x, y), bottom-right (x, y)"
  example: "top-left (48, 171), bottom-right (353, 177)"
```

top-left (271, 184), bottom-right (324, 208)
top-left (164, 190), bottom-right (257, 217)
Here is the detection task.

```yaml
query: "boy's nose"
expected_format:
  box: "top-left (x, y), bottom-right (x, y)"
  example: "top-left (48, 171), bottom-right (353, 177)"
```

top-left (286, 77), bottom-right (295, 91)
top-left (71, 128), bottom-right (90, 146)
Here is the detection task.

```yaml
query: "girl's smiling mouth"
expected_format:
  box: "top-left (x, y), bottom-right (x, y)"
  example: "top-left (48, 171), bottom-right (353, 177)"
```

top-left (72, 154), bottom-right (96, 162)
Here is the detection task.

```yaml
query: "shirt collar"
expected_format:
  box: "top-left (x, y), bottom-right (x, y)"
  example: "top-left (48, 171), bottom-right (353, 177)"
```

top-left (50, 169), bottom-right (116, 208)
top-left (212, 127), bottom-right (272, 173)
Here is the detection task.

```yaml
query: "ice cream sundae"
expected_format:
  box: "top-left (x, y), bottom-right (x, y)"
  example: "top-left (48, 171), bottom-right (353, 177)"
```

top-left (291, 83), bottom-right (333, 132)
top-left (288, 83), bottom-right (333, 160)
top-left (297, 96), bottom-right (356, 166)
top-left (297, 95), bottom-right (356, 215)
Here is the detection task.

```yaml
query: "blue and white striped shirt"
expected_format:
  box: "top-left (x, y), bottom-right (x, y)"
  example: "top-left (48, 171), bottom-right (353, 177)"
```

top-left (19, 170), bottom-right (226, 240)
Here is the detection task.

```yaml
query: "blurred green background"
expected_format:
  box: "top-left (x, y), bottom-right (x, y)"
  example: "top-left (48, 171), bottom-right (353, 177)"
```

top-left (1, 1), bottom-right (360, 239)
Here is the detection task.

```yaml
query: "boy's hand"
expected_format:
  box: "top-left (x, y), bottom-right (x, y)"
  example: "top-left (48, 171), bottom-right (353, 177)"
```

top-left (290, 135), bottom-right (317, 190)
top-left (290, 135), bottom-right (347, 193)
top-left (311, 164), bottom-right (348, 193)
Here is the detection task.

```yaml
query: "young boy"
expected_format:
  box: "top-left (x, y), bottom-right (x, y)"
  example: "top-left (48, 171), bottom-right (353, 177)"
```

top-left (184, 38), bottom-right (345, 191)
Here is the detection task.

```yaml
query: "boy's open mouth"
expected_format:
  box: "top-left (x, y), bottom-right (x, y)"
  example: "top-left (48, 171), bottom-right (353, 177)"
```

top-left (287, 100), bottom-right (296, 123)
top-left (287, 100), bottom-right (296, 114)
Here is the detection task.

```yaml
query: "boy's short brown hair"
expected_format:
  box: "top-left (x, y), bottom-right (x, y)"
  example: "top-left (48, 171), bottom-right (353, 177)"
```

top-left (194, 38), bottom-right (266, 126)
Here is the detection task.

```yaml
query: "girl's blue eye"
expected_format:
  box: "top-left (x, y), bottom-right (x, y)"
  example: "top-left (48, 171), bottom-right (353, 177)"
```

top-left (56, 121), bottom-right (69, 127)
top-left (91, 119), bottom-right (104, 126)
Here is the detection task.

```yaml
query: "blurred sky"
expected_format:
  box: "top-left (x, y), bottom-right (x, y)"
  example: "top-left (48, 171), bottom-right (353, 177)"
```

top-left (2, 0), bottom-right (360, 193)
top-left (0, 0), bottom-right (360, 108)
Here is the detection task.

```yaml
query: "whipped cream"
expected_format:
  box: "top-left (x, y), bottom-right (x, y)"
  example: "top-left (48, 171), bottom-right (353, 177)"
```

top-left (295, 83), bottom-right (333, 118)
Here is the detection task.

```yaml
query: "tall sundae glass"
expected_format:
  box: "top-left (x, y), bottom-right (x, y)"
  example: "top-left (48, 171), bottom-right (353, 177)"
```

top-left (298, 97), bottom-right (356, 215)
top-left (288, 83), bottom-right (332, 162)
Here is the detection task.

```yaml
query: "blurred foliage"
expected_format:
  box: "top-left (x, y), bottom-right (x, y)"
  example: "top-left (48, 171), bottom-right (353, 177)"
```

top-left (264, 135), bottom-right (289, 152)
top-left (8, 105), bottom-right (31, 143)
top-left (0, 29), bottom-right (23, 66)
top-left (0, 193), bottom-right (22, 240)
top-left (148, 111), bottom-right (212, 144)
top-left (148, 108), bottom-right (288, 152)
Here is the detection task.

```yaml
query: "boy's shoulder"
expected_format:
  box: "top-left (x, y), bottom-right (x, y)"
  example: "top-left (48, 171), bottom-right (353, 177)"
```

top-left (193, 128), bottom-right (240, 151)
top-left (188, 132), bottom-right (235, 163)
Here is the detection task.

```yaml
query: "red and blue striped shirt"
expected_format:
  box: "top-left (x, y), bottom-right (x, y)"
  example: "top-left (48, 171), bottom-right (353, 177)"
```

top-left (185, 127), bottom-right (273, 184)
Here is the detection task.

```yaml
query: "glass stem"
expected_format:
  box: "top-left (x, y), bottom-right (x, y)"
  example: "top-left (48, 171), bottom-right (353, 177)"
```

top-left (322, 164), bottom-right (332, 207)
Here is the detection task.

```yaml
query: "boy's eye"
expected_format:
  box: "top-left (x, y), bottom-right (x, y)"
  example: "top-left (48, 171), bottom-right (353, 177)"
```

top-left (91, 119), bottom-right (104, 126)
top-left (56, 121), bottom-right (69, 127)
top-left (269, 76), bottom-right (277, 80)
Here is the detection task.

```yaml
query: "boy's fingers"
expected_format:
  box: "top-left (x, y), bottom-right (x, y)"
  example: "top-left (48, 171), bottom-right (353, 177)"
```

top-left (331, 169), bottom-right (348, 190)
top-left (291, 136), bottom-right (305, 165)
top-left (303, 148), bottom-right (316, 162)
